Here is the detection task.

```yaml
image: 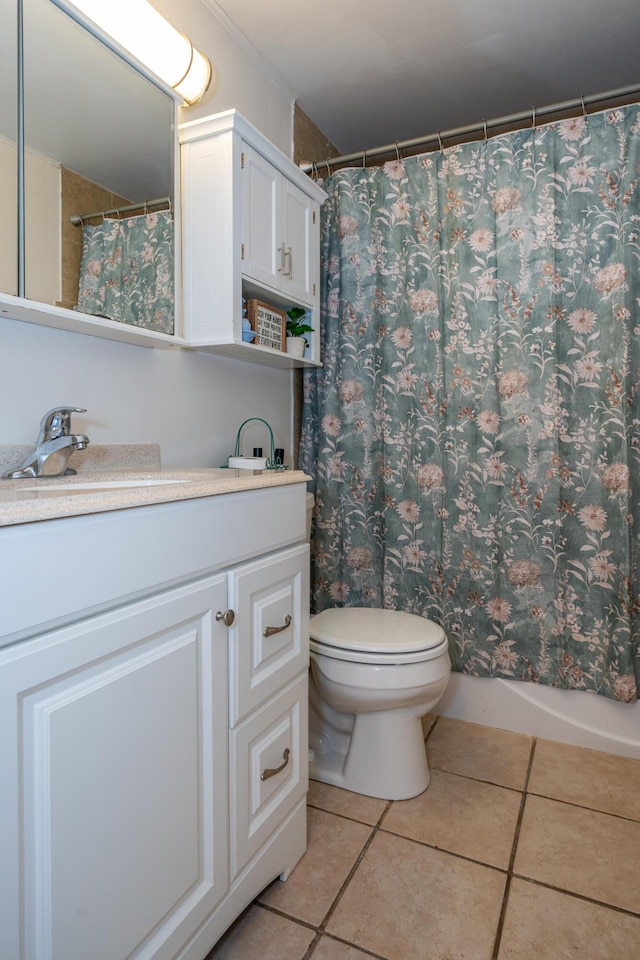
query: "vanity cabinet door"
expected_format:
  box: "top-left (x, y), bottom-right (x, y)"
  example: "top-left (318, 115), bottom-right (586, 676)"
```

top-left (0, 575), bottom-right (229, 960)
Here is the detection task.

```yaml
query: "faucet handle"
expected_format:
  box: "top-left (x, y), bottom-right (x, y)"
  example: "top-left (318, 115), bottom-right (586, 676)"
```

top-left (37, 407), bottom-right (87, 443)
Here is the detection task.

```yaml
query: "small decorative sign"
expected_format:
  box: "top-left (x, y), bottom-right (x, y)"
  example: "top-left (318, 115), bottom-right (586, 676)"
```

top-left (247, 300), bottom-right (286, 352)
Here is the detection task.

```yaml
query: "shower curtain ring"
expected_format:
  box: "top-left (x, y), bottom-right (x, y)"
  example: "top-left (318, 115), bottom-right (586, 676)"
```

top-left (325, 157), bottom-right (331, 177)
top-left (437, 131), bottom-right (443, 151)
top-left (532, 105), bottom-right (536, 129)
top-left (362, 147), bottom-right (367, 168)
top-left (395, 140), bottom-right (401, 161)
top-left (483, 119), bottom-right (488, 142)
top-left (580, 94), bottom-right (587, 117)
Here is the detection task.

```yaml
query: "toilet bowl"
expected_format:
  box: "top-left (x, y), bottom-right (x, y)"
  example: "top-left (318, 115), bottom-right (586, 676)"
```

top-left (308, 607), bottom-right (451, 800)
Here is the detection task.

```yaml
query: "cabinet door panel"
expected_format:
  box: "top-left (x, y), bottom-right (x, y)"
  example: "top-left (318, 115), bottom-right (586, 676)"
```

top-left (230, 674), bottom-right (308, 878)
top-left (228, 544), bottom-right (309, 725)
top-left (282, 179), bottom-right (314, 306)
top-left (241, 144), bottom-right (279, 290)
top-left (0, 576), bottom-right (228, 960)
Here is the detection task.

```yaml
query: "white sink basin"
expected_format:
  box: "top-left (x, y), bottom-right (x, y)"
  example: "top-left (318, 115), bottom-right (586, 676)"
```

top-left (22, 478), bottom-right (189, 493)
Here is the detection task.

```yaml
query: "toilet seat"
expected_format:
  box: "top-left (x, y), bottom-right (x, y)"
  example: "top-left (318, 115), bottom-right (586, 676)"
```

top-left (310, 607), bottom-right (448, 664)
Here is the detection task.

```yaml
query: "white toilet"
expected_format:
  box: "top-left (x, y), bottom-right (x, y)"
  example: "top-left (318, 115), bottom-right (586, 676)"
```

top-left (308, 606), bottom-right (451, 800)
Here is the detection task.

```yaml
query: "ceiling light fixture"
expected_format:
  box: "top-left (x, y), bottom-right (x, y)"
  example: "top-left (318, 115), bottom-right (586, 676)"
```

top-left (70, 0), bottom-right (212, 105)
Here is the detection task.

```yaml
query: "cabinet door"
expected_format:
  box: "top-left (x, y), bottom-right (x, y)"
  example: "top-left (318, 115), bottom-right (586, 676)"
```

top-left (0, 576), bottom-right (228, 960)
top-left (241, 145), bottom-right (317, 309)
top-left (281, 178), bottom-right (316, 307)
top-left (228, 544), bottom-right (309, 726)
top-left (241, 143), bottom-right (279, 290)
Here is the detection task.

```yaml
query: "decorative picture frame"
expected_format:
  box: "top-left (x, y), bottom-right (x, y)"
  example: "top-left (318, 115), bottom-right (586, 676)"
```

top-left (247, 300), bottom-right (286, 352)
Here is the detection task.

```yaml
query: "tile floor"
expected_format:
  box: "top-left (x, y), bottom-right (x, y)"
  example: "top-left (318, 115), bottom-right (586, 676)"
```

top-left (207, 716), bottom-right (640, 960)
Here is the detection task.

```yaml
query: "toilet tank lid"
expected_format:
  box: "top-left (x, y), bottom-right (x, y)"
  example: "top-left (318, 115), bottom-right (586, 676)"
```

top-left (310, 607), bottom-right (446, 653)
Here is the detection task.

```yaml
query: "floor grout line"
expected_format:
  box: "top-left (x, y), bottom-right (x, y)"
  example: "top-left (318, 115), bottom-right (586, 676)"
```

top-left (253, 900), bottom-right (319, 932)
top-left (257, 901), bottom-right (394, 960)
top-left (509, 874), bottom-right (640, 920)
top-left (524, 789), bottom-right (640, 824)
top-left (306, 930), bottom-right (393, 960)
top-left (316, 801), bottom-right (392, 932)
top-left (490, 736), bottom-right (537, 960)
top-left (423, 766), bottom-right (529, 794)
top-left (376, 824), bottom-right (511, 873)
top-left (306, 800), bottom-right (384, 828)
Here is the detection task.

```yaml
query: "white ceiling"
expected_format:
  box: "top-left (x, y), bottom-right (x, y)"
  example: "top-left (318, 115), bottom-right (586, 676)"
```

top-left (213, 0), bottom-right (640, 157)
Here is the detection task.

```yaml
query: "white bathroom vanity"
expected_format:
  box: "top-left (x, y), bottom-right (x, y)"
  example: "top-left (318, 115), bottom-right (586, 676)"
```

top-left (0, 470), bottom-right (309, 960)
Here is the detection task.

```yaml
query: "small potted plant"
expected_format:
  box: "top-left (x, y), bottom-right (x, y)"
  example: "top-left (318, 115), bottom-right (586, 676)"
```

top-left (285, 307), bottom-right (314, 358)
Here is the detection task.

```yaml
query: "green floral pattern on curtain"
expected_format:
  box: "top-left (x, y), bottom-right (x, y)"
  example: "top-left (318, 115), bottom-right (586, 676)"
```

top-left (77, 211), bottom-right (174, 334)
top-left (300, 105), bottom-right (640, 702)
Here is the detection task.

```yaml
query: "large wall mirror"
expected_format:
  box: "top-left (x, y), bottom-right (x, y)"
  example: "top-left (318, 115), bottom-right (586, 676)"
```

top-left (1, 0), bottom-right (177, 337)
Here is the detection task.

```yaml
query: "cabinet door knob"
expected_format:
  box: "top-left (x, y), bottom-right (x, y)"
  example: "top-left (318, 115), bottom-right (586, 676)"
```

top-left (285, 246), bottom-right (292, 279)
top-left (263, 614), bottom-right (292, 637)
top-left (261, 747), bottom-right (290, 781)
top-left (216, 609), bottom-right (235, 627)
top-left (278, 242), bottom-right (287, 274)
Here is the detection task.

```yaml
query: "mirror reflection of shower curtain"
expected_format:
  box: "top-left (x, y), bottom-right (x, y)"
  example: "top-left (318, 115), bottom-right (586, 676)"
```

top-left (76, 210), bottom-right (174, 334)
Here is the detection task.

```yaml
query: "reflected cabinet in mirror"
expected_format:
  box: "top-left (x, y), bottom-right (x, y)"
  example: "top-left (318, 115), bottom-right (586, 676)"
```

top-left (1, 0), bottom-right (179, 344)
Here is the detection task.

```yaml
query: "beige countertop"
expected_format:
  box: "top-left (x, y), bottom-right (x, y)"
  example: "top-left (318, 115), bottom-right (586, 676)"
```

top-left (0, 468), bottom-right (310, 527)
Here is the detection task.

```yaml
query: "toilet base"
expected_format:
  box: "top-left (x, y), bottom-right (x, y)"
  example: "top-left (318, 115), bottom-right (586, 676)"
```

top-left (310, 707), bottom-right (430, 800)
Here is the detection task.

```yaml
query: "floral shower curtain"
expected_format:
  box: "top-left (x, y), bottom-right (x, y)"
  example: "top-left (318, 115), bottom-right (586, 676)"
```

top-left (300, 104), bottom-right (640, 702)
top-left (77, 210), bottom-right (174, 334)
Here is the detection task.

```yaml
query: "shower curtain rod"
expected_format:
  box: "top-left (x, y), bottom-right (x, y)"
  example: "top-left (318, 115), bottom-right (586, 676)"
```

top-left (70, 195), bottom-right (172, 226)
top-left (299, 82), bottom-right (640, 173)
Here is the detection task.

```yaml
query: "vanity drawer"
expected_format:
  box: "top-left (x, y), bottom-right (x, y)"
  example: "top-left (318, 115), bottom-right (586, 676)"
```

top-left (227, 544), bottom-right (309, 725)
top-left (229, 673), bottom-right (308, 879)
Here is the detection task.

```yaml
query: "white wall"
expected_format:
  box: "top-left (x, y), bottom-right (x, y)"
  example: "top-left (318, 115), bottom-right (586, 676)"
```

top-left (153, 0), bottom-right (295, 156)
top-left (0, 0), bottom-right (297, 469)
top-left (0, 136), bottom-right (17, 297)
top-left (0, 138), bottom-right (60, 303)
top-left (1, 318), bottom-right (294, 469)
top-left (24, 149), bottom-right (61, 304)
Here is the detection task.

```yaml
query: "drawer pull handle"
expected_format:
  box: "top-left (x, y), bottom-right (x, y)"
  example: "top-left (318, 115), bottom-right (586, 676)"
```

top-left (261, 747), bottom-right (290, 781)
top-left (263, 614), bottom-right (292, 638)
top-left (216, 609), bottom-right (235, 627)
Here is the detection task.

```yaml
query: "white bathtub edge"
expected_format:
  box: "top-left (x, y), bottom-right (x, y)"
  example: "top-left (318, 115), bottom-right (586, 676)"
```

top-left (437, 673), bottom-right (640, 759)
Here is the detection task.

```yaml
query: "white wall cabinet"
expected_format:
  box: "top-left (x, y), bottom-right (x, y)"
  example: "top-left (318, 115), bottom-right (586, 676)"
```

top-left (241, 144), bottom-right (317, 308)
top-left (0, 484), bottom-right (309, 960)
top-left (180, 110), bottom-right (326, 368)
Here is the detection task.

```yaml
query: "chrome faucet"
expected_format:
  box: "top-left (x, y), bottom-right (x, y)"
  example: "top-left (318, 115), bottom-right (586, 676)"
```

top-left (3, 407), bottom-right (90, 479)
